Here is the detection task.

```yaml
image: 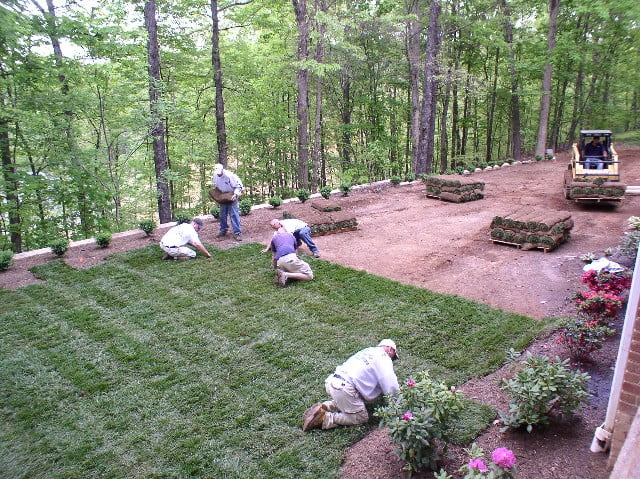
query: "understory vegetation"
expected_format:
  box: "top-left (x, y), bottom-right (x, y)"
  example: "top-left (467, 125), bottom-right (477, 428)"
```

top-left (0, 243), bottom-right (548, 479)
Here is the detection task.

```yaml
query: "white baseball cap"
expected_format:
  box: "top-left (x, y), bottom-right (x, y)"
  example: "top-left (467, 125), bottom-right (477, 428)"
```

top-left (213, 163), bottom-right (224, 174)
top-left (378, 339), bottom-right (398, 360)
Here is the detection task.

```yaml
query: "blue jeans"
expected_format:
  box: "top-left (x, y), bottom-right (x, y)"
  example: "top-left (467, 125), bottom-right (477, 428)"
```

top-left (293, 226), bottom-right (319, 255)
top-left (219, 200), bottom-right (241, 235)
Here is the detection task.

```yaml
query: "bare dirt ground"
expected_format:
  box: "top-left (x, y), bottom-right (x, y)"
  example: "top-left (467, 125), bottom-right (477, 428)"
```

top-left (2, 146), bottom-right (640, 479)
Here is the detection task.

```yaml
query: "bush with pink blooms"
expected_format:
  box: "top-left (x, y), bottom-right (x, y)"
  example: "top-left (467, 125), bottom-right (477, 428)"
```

top-left (580, 269), bottom-right (631, 295)
top-left (557, 318), bottom-right (615, 361)
top-left (573, 290), bottom-right (623, 322)
top-left (434, 443), bottom-right (517, 478)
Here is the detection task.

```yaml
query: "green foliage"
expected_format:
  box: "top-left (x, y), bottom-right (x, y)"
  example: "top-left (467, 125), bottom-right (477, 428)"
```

top-left (268, 196), bottom-right (282, 208)
top-left (0, 250), bottom-right (13, 271)
top-left (390, 175), bottom-right (401, 185)
top-left (320, 186), bottom-right (332, 199)
top-left (296, 189), bottom-right (310, 203)
top-left (210, 205), bottom-right (220, 219)
top-left (174, 211), bottom-right (192, 224)
top-left (138, 220), bottom-right (156, 236)
top-left (375, 372), bottom-right (465, 473)
top-left (2, 244), bottom-right (546, 478)
top-left (48, 238), bottom-right (69, 257)
top-left (500, 352), bottom-right (590, 432)
top-left (239, 197), bottom-right (252, 215)
top-left (557, 318), bottom-right (615, 362)
top-left (535, 154), bottom-right (543, 161)
top-left (95, 232), bottom-right (112, 248)
top-left (340, 182), bottom-right (351, 196)
top-left (404, 172), bottom-right (416, 182)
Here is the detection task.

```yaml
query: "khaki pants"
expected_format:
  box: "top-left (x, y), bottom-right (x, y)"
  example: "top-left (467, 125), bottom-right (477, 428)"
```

top-left (322, 375), bottom-right (369, 429)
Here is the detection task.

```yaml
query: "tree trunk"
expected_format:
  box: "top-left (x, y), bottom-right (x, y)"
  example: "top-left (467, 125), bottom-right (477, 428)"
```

top-left (439, 70), bottom-right (451, 173)
top-left (485, 47), bottom-right (499, 164)
top-left (406, 0), bottom-right (421, 173)
top-left (144, 0), bottom-right (172, 223)
top-left (416, 0), bottom-right (441, 174)
top-left (210, 0), bottom-right (228, 166)
top-left (340, 69), bottom-right (353, 167)
top-left (535, 0), bottom-right (560, 157)
top-left (0, 115), bottom-right (22, 252)
top-left (500, 0), bottom-right (521, 161)
top-left (311, 0), bottom-right (327, 192)
top-left (293, 0), bottom-right (310, 189)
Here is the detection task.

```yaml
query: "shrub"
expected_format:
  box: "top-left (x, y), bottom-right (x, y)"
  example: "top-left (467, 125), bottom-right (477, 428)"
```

top-left (435, 443), bottom-right (517, 479)
top-left (619, 230), bottom-right (640, 260)
top-left (320, 186), bottom-right (332, 199)
top-left (557, 318), bottom-right (615, 362)
top-left (139, 219), bottom-right (156, 236)
top-left (210, 205), bottom-right (220, 219)
top-left (405, 172), bottom-right (416, 182)
top-left (340, 182), bottom-right (351, 196)
top-left (296, 188), bottom-right (310, 203)
top-left (239, 198), bottom-right (252, 216)
top-left (535, 154), bottom-right (543, 161)
top-left (49, 238), bottom-right (70, 257)
top-left (174, 211), bottom-right (192, 224)
top-left (574, 290), bottom-right (623, 322)
top-left (628, 215), bottom-right (640, 230)
top-left (580, 269), bottom-right (632, 295)
top-left (579, 252), bottom-right (597, 263)
top-left (500, 353), bottom-right (590, 432)
top-left (268, 196), bottom-right (283, 208)
top-left (375, 371), bottom-right (464, 473)
top-left (0, 250), bottom-right (13, 271)
top-left (95, 232), bottom-right (112, 248)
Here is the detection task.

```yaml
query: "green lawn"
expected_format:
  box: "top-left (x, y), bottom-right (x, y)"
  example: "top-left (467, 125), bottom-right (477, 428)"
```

top-left (0, 243), bottom-right (549, 478)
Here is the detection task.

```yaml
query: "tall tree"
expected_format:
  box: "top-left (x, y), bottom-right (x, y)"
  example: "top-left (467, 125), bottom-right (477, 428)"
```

top-left (293, 0), bottom-right (310, 189)
top-left (144, 0), bottom-right (171, 223)
top-left (406, 0), bottom-right (421, 173)
top-left (500, 0), bottom-right (522, 162)
top-left (210, 0), bottom-right (228, 166)
top-left (535, 0), bottom-right (560, 157)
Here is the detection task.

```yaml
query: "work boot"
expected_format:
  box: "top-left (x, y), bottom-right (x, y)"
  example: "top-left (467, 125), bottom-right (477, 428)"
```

top-left (276, 270), bottom-right (288, 287)
top-left (302, 403), bottom-right (326, 432)
top-left (313, 251), bottom-right (320, 258)
top-left (216, 231), bottom-right (227, 238)
top-left (234, 234), bottom-right (243, 241)
top-left (162, 253), bottom-right (174, 260)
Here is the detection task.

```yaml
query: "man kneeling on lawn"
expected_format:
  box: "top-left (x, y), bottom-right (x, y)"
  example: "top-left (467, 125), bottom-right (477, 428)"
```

top-left (302, 339), bottom-right (399, 432)
top-left (159, 218), bottom-right (212, 260)
top-left (262, 221), bottom-right (313, 287)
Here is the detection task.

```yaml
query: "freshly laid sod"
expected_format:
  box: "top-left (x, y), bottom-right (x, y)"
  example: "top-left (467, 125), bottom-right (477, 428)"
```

top-left (0, 243), bottom-right (549, 478)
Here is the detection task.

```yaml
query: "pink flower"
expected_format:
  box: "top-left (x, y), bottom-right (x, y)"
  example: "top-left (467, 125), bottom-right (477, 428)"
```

top-left (401, 411), bottom-right (414, 421)
top-left (406, 379), bottom-right (416, 387)
top-left (468, 458), bottom-right (488, 472)
top-left (492, 447), bottom-right (516, 469)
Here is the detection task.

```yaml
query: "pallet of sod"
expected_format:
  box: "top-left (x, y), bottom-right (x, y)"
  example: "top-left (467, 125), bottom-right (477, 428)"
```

top-left (490, 207), bottom-right (573, 252)
top-left (423, 175), bottom-right (485, 203)
top-left (282, 208), bottom-right (358, 236)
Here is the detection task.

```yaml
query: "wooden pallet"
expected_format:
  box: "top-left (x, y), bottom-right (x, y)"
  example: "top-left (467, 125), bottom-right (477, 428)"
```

top-left (312, 226), bottom-right (357, 237)
top-left (490, 238), bottom-right (555, 253)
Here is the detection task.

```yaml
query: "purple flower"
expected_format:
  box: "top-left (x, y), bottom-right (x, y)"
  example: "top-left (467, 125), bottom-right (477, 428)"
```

top-left (401, 411), bottom-right (414, 421)
top-left (406, 379), bottom-right (416, 387)
top-left (492, 447), bottom-right (516, 469)
top-left (468, 458), bottom-right (488, 473)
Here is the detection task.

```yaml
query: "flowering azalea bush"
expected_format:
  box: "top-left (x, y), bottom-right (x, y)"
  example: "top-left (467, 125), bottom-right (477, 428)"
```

top-left (500, 353), bottom-right (590, 432)
top-left (434, 443), bottom-right (517, 479)
top-left (573, 290), bottom-right (623, 322)
top-left (557, 318), bottom-right (615, 361)
top-left (375, 371), bottom-right (464, 474)
top-left (580, 269), bottom-right (631, 295)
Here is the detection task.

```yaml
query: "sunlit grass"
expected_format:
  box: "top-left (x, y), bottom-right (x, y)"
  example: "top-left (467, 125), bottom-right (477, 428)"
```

top-left (0, 243), bottom-right (549, 478)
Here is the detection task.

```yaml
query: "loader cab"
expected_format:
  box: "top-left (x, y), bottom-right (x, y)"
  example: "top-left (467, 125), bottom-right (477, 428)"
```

top-left (578, 130), bottom-right (612, 167)
top-left (571, 129), bottom-right (619, 180)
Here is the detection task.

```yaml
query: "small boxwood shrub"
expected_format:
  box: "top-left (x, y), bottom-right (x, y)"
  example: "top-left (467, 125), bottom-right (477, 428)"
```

top-left (390, 175), bottom-right (401, 185)
top-left (210, 205), bottom-right (220, 219)
top-left (239, 198), bottom-right (252, 216)
top-left (269, 196), bottom-right (283, 208)
top-left (139, 219), bottom-right (156, 236)
top-left (296, 188), bottom-right (310, 203)
top-left (320, 186), bottom-right (332, 199)
top-left (0, 250), bottom-right (13, 271)
top-left (405, 172), bottom-right (416, 182)
top-left (49, 238), bottom-right (70, 257)
top-left (340, 182), bottom-right (351, 196)
top-left (95, 232), bottom-right (112, 248)
top-left (174, 211), bottom-right (192, 224)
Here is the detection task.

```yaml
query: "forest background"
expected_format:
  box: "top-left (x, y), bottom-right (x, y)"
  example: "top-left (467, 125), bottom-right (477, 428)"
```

top-left (1, 0), bottom-right (639, 253)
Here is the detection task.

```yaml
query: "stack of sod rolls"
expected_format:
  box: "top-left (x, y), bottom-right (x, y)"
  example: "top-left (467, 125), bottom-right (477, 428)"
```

top-left (423, 175), bottom-right (485, 203)
top-left (490, 207), bottom-right (573, 251)
top-left (567, 177), bottom-right (626, 200)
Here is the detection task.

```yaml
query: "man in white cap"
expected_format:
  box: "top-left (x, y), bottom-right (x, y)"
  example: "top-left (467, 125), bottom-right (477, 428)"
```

top-left (302, 339), bottom-right (400, 432)
top-left (159, 218), bottom-right (212, 260)
top-left (212, 163), bottom-right (244, 241)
